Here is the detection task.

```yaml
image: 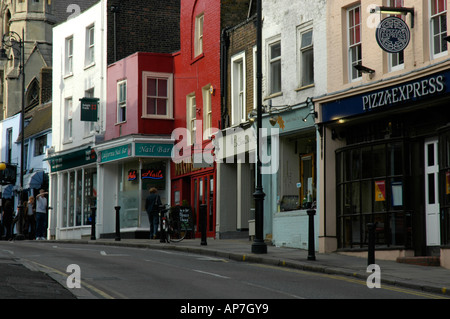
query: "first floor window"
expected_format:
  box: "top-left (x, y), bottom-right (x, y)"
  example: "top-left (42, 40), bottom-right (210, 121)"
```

top-left (64, 97), bottom-right (73, 141)
top-left (117, 80), bottom-right (127, 123)
top-left (430, 0), bottom-right (448, 58)
top-left (143, 72), bottom-right (173, 119)
top-left (348, 5), bottom-right (362, 81)
top-left (187, 94), bottom-right (197, 144)
top-left (231, 52), bottom-right (246, 125)
top-left (269, 40), bottom-right (281, 94)
top-left (300, 28), bottom-right (314, 86)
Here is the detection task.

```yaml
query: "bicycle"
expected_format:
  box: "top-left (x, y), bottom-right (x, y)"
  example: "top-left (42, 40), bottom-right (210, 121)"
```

top-left (159, 205), bottom-right (191, 243)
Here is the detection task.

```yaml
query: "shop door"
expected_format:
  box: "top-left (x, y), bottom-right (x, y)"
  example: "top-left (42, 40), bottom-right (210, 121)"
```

top-left (424, 138), bottom-right (441, 246)
top-left (192, 174), bottom-right (215, 238)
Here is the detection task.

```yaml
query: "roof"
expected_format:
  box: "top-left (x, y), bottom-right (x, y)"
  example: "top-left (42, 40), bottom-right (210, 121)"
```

top-left (16, 102), bottom-right (52, 142)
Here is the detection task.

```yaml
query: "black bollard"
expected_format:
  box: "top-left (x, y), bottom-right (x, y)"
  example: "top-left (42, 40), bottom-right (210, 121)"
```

top-left (90, 206), bottom-right (96, 240)
top-left (159, 205), bottom-right (166, 243)
top-left (114, 206), bottom-right (121, 241)
top-left (200, 204), bottom-right (207, 246)
top-left (307, 209), bottom-right (316, 261)
top-left (367, 223), bottom-right (375, 265)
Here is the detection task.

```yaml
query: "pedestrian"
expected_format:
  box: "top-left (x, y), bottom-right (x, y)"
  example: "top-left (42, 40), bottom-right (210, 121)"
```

top-left (145, 187), bottom-right (161, 239)
top-left (2, 200), bottom-right (13, 240)
top-left (35, 189), bottom-right (48, 240)
top-left (23, 196), bottom-right (36, 240)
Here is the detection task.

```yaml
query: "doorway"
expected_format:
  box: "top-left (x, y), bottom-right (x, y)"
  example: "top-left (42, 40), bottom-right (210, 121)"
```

top-left (424, 138), bottom-right (440, 247)
top-left (191, 173), bottom-right (215, 238)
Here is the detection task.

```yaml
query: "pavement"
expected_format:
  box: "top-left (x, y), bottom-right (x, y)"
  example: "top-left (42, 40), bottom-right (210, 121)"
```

top-left (1, 237), bottom-right (450, 299)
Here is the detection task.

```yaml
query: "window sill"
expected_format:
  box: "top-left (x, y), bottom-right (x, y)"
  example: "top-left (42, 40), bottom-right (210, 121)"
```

top-left (64, 73), bottom-right (73, 79)
top-left (115, 121), bottom-right (127, 126)
top-left (191, 53), bottom-right (204, 64)
top-left (84, 62), bottom-right (96, 70)
top-left (264, 92), bottom-right (283, 100)
top-left (295, 83), bottom-right (315, 92)
top-left (141, 116), bottom-right (174, 120)
top-left (62, 138), bottom-right (73, 145)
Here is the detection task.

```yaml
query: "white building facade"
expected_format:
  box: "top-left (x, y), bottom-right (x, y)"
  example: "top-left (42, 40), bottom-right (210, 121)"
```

top-left (261, 0), bottom-right (327, 249)
top-left (48, 1), bottom-right (107, 239)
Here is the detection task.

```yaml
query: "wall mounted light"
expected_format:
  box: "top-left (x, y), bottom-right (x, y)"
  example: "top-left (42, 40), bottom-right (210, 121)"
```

top-left (370, 6), bottom-right (415, 28)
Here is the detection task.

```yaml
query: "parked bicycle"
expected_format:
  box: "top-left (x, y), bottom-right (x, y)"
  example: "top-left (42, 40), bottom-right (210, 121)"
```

top-left (159, 205), bottom-right (191, 243)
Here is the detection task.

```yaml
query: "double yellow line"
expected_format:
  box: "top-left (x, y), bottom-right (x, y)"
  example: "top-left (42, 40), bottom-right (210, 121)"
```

top-left (23, 259), bottom-right (117, 299)
top-left (250, 263), bottom-right (450, 299)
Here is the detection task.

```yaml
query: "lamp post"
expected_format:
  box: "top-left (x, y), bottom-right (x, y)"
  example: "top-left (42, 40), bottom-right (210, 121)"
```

top-left (1, 29), bottom-right (25, 240)
top-left (252, 0), bottom-right (267, 254)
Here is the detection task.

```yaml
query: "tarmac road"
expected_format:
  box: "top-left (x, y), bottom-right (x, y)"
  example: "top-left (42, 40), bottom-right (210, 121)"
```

top-left (1, 240), bottom-right (448, 300)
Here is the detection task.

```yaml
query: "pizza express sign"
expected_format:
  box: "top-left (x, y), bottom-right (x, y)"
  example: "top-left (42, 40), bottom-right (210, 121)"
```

top-left (376, 16), bottom-right (410, 53)
top-left (321, 72), bottom-right (449, 122)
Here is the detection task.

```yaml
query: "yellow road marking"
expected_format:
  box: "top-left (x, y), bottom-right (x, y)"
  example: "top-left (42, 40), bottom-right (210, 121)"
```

top-left (249, 263), bottom-right (450, 299)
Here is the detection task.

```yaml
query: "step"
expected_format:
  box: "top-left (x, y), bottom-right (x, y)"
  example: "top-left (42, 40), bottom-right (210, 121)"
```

top-left (396, 256), bottom-right (440, 267)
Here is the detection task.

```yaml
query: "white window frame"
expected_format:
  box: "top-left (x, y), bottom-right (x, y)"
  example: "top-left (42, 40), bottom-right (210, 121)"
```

top-left (348, 5), bottom-right (362, 82)
top-left (117, 80), bottom-right (127, 123)
top-left (430, 0), bottom-right (448, 60)
top-left (65, 36), bottom-right (73, 76)
top-left (231, 51), bottom-right (246, 125)
top-left (187, 94), bottom-right (197, 145)
top-left (142, 71), bottom-right (173, 119)
top-left (388, 0), bottom-right (405, 72)
top-left (268, 38), bottom-right (282, 95)
top-left (252, 45), bottom-right (257, 109)
top-left (64, 97), bottom-right (73, 142)
top-left (202, 84), bottom-right (212, 132)
top-left (297, 22), bottom-right (314, 87)
top-left (195, 13), bottom-right (204, 57)
top-left (85, 24), bottom-right (95, 67)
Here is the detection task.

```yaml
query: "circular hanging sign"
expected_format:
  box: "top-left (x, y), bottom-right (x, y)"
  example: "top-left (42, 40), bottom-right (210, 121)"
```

top-left (376, 16), bottom-right (410, 53)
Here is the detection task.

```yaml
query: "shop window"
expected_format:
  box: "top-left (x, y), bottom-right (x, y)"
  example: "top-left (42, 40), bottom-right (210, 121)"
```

top-left (348, 5), bottom-right (362, 81)
top-left (336, 142), bottom-right (410, 249)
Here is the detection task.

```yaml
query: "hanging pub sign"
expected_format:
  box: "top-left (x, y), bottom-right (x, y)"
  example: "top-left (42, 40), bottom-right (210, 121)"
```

top-left (80, 97), bottom-right (99, 122)
top-left (376, 16), bottom-right (410, 53)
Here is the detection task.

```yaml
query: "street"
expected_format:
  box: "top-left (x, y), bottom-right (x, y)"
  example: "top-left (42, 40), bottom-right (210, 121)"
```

top-left (0, 241), bottom-right (447, 300)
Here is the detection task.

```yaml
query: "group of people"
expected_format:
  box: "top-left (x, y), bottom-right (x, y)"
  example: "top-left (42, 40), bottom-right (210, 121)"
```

top-left (1, 189), bottom-right (48, 241)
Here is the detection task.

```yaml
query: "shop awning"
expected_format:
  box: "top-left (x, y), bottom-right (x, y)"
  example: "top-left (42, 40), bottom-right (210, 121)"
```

top-left (1, 184), bottom-right (14, 199)
top-left (23, 171), bottom-right (47, 190)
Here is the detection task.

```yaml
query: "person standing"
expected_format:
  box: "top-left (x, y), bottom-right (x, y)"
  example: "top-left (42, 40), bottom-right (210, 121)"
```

top-left (2, 200), bottom-right (13, 240)
top-left (145, 187), bottom-right (161, 239)
top-left (23, 196), bottom-right (36, 240)
top-left (35, 189), bottom-right (48, 240)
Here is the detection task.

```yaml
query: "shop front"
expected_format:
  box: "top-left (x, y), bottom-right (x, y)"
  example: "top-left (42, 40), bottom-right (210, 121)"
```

top-left (96, 136), bottom-right (173, 238)
top-left (46, 146), bottom-right (97, 239)
top-left (317, 68), bottom-right (450, 260)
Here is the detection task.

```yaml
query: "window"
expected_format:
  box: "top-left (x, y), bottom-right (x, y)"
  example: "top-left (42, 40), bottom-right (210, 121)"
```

top-left (142, 72), bottom-right (173, 119)
top-left (6, 128), bottom-right (12, 163)
top-left (85, 25), bottom-right (95, 66)
top-left (64, 97), bottom-right (73, 141)
top-left (388, 0), bottom-right (405, 72)
top-left (187, 94), bottom-right (197, 144)
top-left (34, 135), bottom-right (47, 156)
top-left (269, 40), bottom-right (281, 94)
top-left (203, 85), bottom-right (212, 132)
top-left (299, 28), bottom-right (314, 86)
top-left (231, 52), bottom-right (246, 125)
top-left (195, 13), bottom-right (204, 57)
top-left (348, 5), bottom-right (362, 81)
top-left (430, 0), bottom-right (448, 59)
top-left (117, 80), bottom-right (127, 123)
top-left (65, 36), bottom-right (73, 75)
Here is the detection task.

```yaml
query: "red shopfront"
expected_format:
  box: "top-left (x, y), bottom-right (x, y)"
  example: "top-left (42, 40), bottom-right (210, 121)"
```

top-left (171, 161), bottom-right (216, 238)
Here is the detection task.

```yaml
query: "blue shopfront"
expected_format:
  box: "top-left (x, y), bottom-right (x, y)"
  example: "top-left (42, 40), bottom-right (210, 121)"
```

top-left (318, 69), bottom-right (450, 258)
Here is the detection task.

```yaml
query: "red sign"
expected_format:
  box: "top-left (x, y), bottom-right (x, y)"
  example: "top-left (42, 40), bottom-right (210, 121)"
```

top-left (128, 170), bottom-right (137, 181)
top-left (141, 169), bottom-right (164, 180)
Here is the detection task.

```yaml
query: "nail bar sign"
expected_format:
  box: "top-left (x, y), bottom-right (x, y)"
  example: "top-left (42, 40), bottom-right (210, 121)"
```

top-left (141, 169), bottom-right (164, 180)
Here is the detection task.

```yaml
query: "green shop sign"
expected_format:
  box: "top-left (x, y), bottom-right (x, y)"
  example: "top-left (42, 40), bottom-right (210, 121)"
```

top-left (47, 147), bottom-right (97, 172)
top-left (100, 144), bottom-right (131, 163)
top-left (80, 97), bottom-right (99, 122)
top-left (135, 143), bottom-right (173, 157)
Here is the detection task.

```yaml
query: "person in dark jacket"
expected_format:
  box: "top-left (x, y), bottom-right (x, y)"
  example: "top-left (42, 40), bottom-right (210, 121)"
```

top-left (2, 200), bottom-right (13, 240)
top-left (145, 187), bottom-right (162, 239)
